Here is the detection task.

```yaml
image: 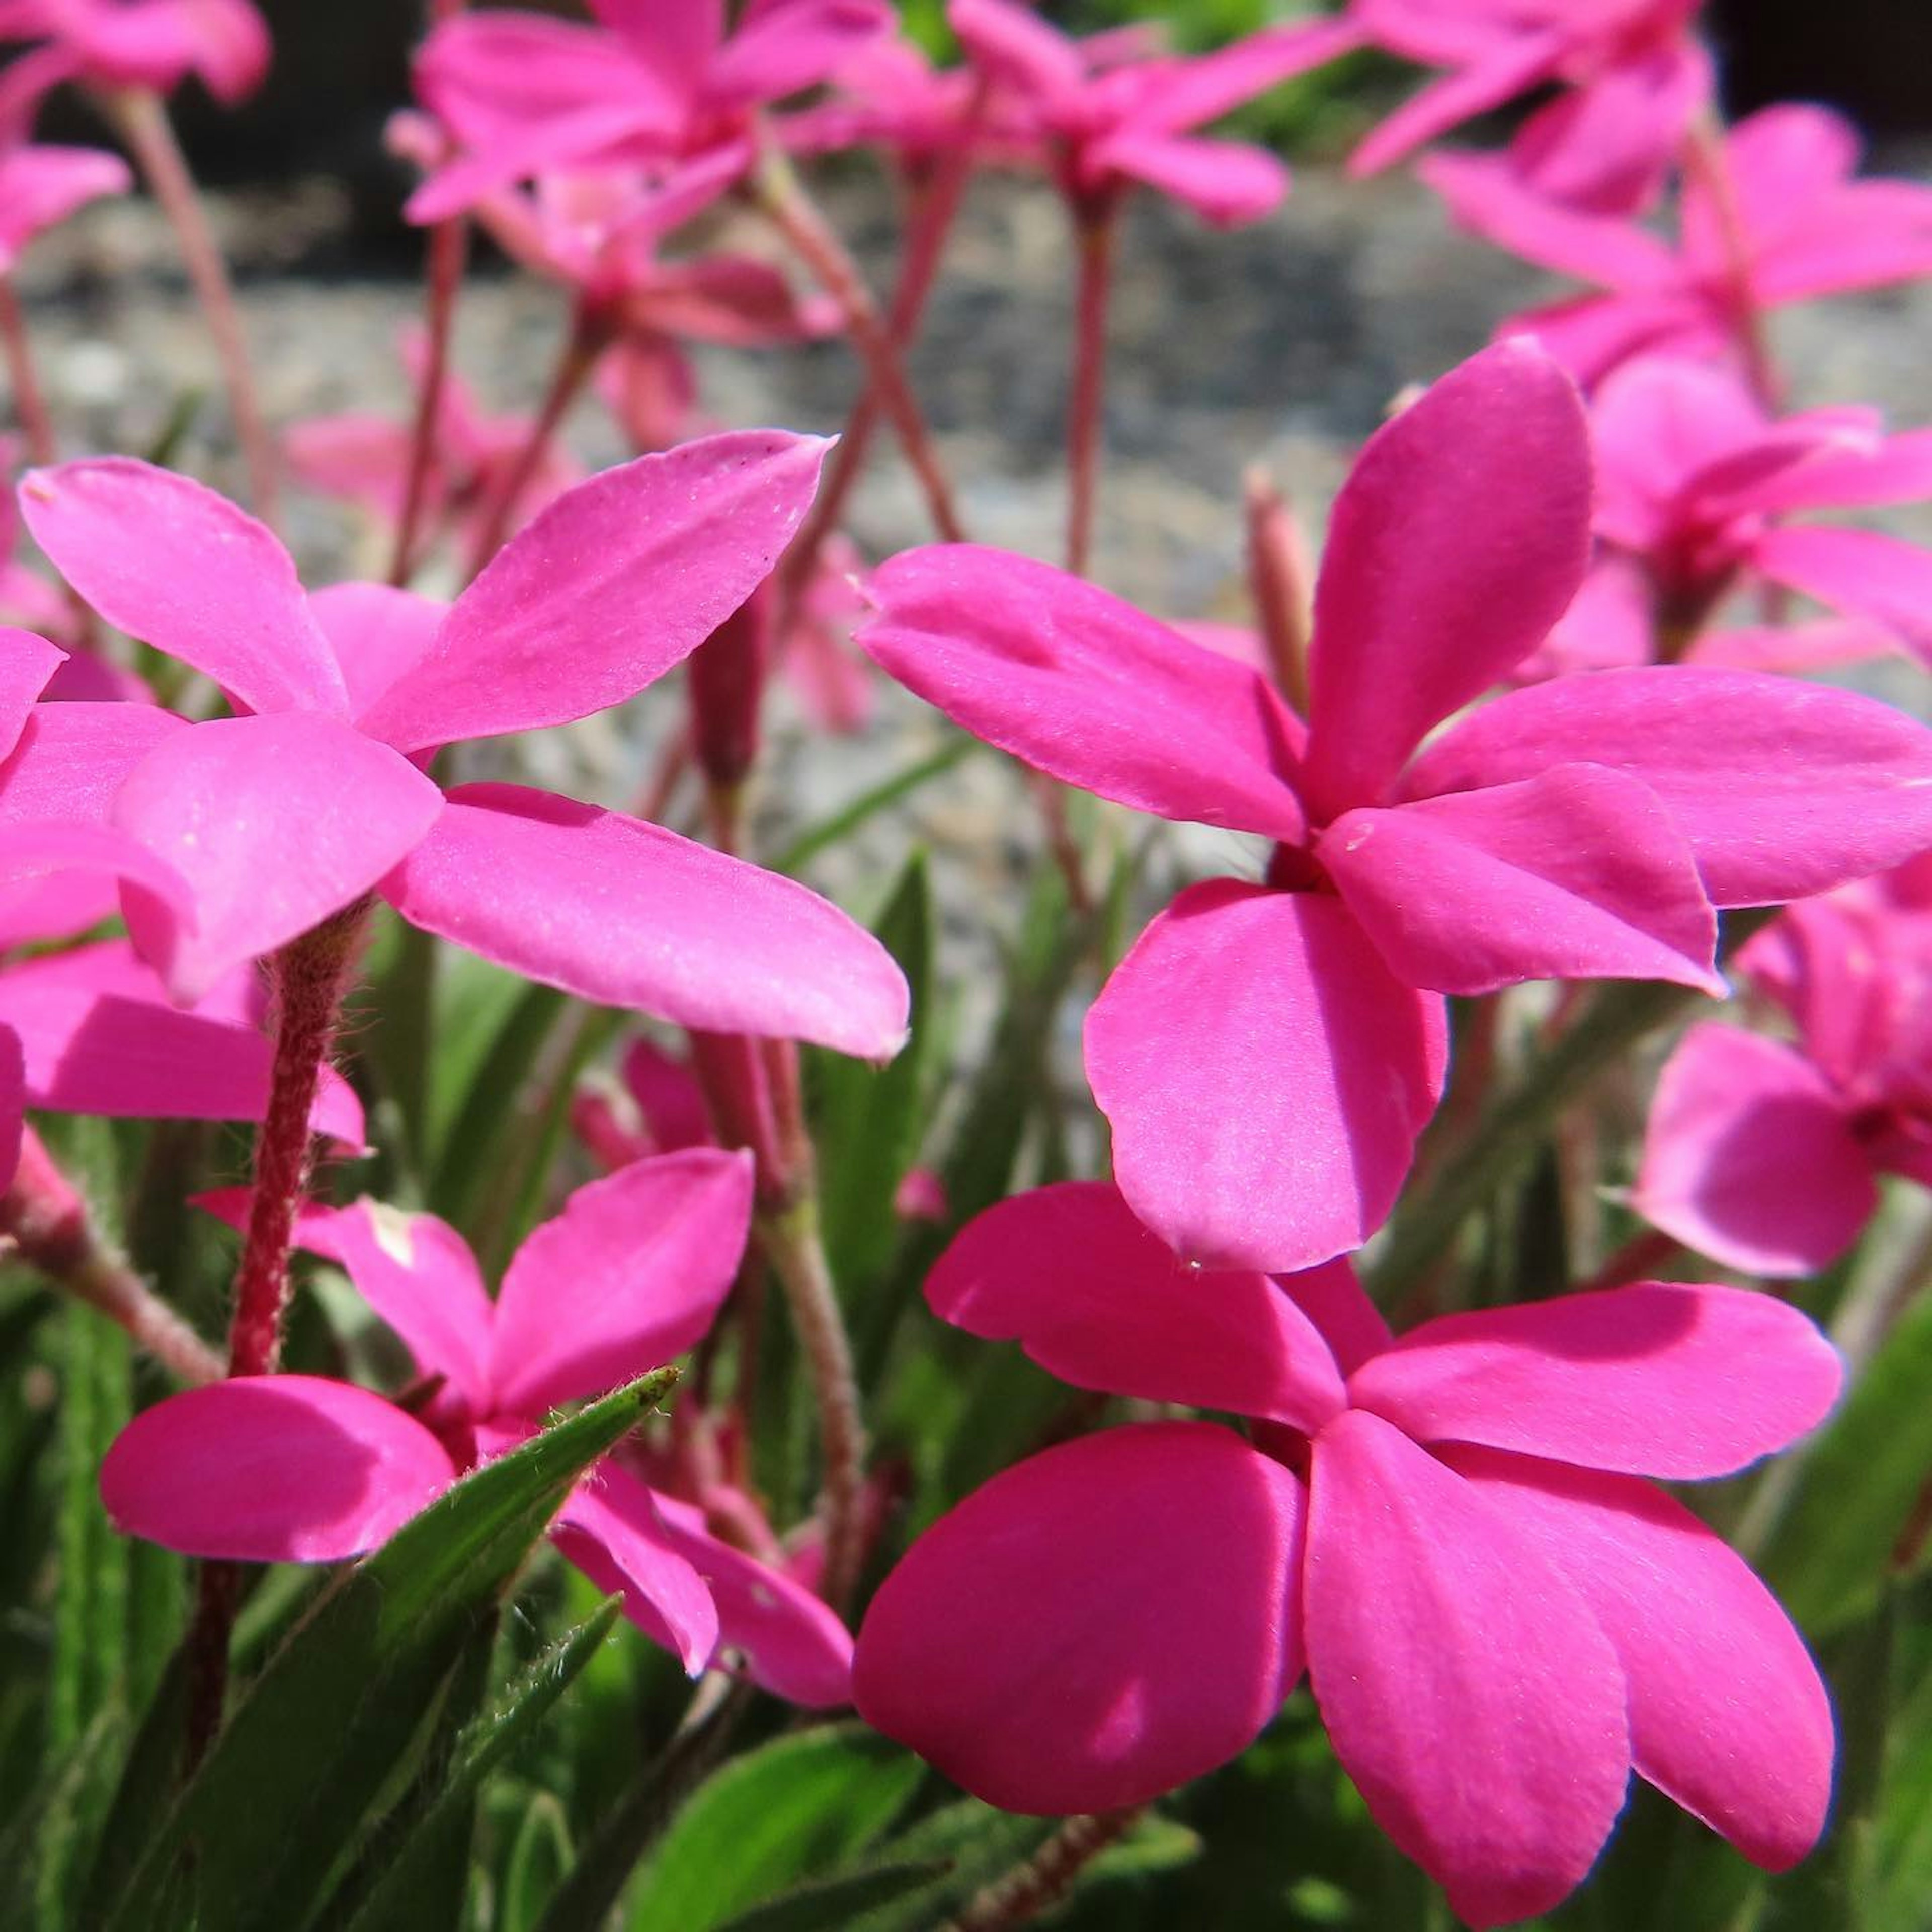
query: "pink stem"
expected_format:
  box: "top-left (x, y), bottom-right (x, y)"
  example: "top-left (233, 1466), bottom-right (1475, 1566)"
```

top-left (389, 213), bottom-right (470, 586)
top-left (1579, 1226), bottom-right (1684, 1294)
top-left (751, 140), bottom-right (964, 546)
top-left (1680, 109), bottom-right (1781, 412)
top-left (106, 88), bottom-right (281, 524)
top-left (0, 274), bottom-right (58, 465)
top-left (1064, 198), bottom-right (1118, 580)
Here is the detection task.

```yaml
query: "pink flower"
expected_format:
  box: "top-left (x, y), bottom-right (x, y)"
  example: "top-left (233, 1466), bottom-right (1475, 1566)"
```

top-left (573, 1035), bottom-right (717, 1172)
top-left (283, 333), bottom-right (583, 558)
top-left (1585, 355), bottom-right (1932, 657)
top-left (946, 0), bottom-right (1359, 226)
top-left (854, 1181), bottom-right (1840, 1926)
top-left (858, 340), bottom-right (1932, 1271)
top-left (0, 0), bottom-right (269, 109)
top-left (1635, 857), bottom-right (1932, 1275)
top-left (1347, 0), bottom-right (1705, 184)
top-left (1424, 105), bottom-right (1932, 386)
top-left (406, 0), bottom-right (894, 226)
top-left (9, 447), bottom-right (909, 1060)
top-left (0, 137), bottom-right (129, 272)
top-left (100, 1152), bottom-right (854, 1706)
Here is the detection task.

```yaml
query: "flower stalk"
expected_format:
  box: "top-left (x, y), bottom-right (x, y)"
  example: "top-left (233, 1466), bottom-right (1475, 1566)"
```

top-left (944, 1809), bottom-right (1142, 1930)
top-left (1064, 195), bottom-right (1119, 579)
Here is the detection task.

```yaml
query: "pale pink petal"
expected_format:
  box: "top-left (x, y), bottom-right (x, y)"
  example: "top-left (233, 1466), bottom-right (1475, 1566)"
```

top-left (1348, 34), bottom-right (1564, 178)
top-left (381, 784), bottom-right (908, 1058)
top-left (0, 700), bottom-right (188, 826)
top-left (925, 1180), bottom-right (1348, 1429)
top-left (550, 1464), bottom-right (720, 1679)
top-left (860, 546), bottom-right (1308, 840)
top-left (1447, 1447), bottom-right (1833, 1872)
top-left (1750, 525), bottom-right (1932, 654)
top-left (651, 1486), bottom-right (854, 1707)
top-left (18, 460), bottom-right (349, 717)
top-left (1403, 667), bottom-right (1932, 908)
top-left (1126, 18), bottom-right (1367, 136)
top-left (0, 872), bottom-right (117, 951)
top-left (1631, 1022), bottom-right (1876, 1275)
top-left (1350, 1281), bottom-right (1844, 1478)
top-left (0, 144), bottom-right (131, 270)
top-left (282, 412), bottom-right (417, 522)
top-left (1322, 765), bottom-right (1722, 996)
top-left (1086, 882), bottom-right (1447, 1272)
top-left (2, 631), bottom-right (69, 756)
top-left (1301, 341), bottom-right (1592, 818)
top-left (99, 1376), bottom-right (456, 1561)
top-left (1507, 289), bottom-right (1719, 388)
top-left (111, 712), bottom-right (445, 1006)
top-left (1754, 183), bottom-right (1932, 302)
top-left (855, 1422), bottom-right (1307, 1812)
top-left (0, 819), bottom-right (192, 917)
top-left (706, 0), bottom-right (892, 111)
top-left (356, 433), bottom-right (830, 755)
top-left (307, 582), bottom-right (445, 722)
top-left (617, 255), bottom-right (835, 347)
top-left (1087, 130), bottom-right (1287, 227)
top-left (1521, 556), bottom-right (1654, 680)
top-left (1304, 1411), bottom-right (1629, 1927)
top-left (1692, 618), bottom-right (1899, 673)
top-left (948, 0), bottom-right (1085, 108)
top-left (492, 1149), bottom-right (752, 1415)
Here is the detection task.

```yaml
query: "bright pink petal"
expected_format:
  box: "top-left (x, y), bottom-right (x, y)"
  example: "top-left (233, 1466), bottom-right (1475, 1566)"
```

top-left (111, 712), bottom-right (445, 1005)
top-left (0, 818), bottom-right (192, 918)
top-left (550, 1464), bottom-right (720, 1680)
top-left (0, 144), bottom-right (131, 269)
top-left (588, 0), bottom-right (720, 91)
top-left (1348, 34), bottom-right (1564, 178)
top-left (1692, 618), bottom-right (1899, 673)
top-left (1301, 341), bottom-right (1592, 817)
top-left (860, 546), bottom-right (1308, 840)
top-left (926, 1180), bottom-right (1348, 1429)
top-left (620, 1037), bottom-right (714, 1151)
top-left (99, 1376), bottom-right (456, 1561)
top-left (947, 0), bottom-right (1085, 107)
top-left (1322, 765), bottom-right (1722, 996)
top-left (1751, 525), bottom-right (1932, 654)
top-left (1088, 130), bottom-right (1287, 227)
top-left (1754, 182), bottom-right (1932, 302)
top-left (1, 630), bottom-right (66, 756)
top-left (706, 0), bottom-right (892, 111)
top-left (1127, 18), bottom-right (1367, 136)
top-left (651, 1487), bottom-right (854, 1707)
top-left (381, 784), bottom-right (908, 1058)
top-left (1304, 1411), bottom-right (1629, 1927)
top-left (307, 582), bottom-right (445, 722)
top-left (1350, 1281), bottom-right (1844, 1479)
top-left (1404, 667), bottom-right (1932, 907)
top-left (356, 433), bottom-right (830, 755)
top-left (1447, 1447), bottom-right (1833, 1872)
top-left (1631, 1022), bottom-right (1876, 1275)
top-left (0, 699), bottom-right (188, 826)
top-left (1507, 288), bottom-right (1719, 388)
top-left (1086, 881), bottom-right (1447, 1272)
top-left (18, 460), bottom-right (348, 717)
top-left (492, 1149), bottom-right (752, 1415)
top-left (855, 1422), bottom-right (1307, 1813)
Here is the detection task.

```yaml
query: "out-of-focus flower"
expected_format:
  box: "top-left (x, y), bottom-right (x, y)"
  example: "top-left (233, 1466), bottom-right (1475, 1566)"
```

top-left (0, 0), bottom-right (269, 112)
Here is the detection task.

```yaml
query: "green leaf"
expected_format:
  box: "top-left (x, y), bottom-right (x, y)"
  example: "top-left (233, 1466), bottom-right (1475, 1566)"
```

top-left (774, 736), bottom-right (975, 875)
top-left (846, 1801), bottom-right (1058, 1932)
top-left (498, 1793), bottom-right (575, 1932)
top-left (710, 1859), bottom-right (954, 1932)
top-left (624, 1725), bottom-right (924, 1932)
top-left (93, 1369), bottom-right (677, 1932)
top-left (336, 1599), bottom-right (623, 1932)
top-left (809, 852), bottom-right (937, 1296)
top-left (1757, 1289), bottom-right (1932, 1633)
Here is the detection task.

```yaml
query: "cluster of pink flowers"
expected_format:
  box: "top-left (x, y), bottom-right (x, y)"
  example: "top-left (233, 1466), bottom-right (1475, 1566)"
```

top-left (6, 1), bottom-right (1932, 1924)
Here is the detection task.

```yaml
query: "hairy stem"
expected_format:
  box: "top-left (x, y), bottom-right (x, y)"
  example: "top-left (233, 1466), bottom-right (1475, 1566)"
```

top-left (945, 1809), bottom-right (1141, 1930)
top-left (105, 88), bottom-right (280, 523)
top-left (751, 140), bottom-right (964, 545)
top-left (1064, 200), bottom-right (1118, 579)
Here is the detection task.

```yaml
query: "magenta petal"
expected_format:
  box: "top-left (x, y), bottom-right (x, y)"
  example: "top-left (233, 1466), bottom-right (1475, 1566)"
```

top-left (18, 460), bottom-right (348, 717)
top-left (1301, 342), bottom-right (1592, 816)
top-left (651, 1488), bottom-right (855, 1707)
top-left (1348, 34), bottom-right (1563, 177)
top-left (947, 0), bottom-right (1085, 106)
top-left (381, 784), bottom-right (908, 1058)
top-left (0, 819), bottom-right (193, 919)
top-left (1091, 131), bottom-right (1289, 227)
top-left (111, 712), bottom-right (445, 1005)
top-left (492, 1149), bottom-right (752, 1415)
top-left (855, 1422), bottom-right (1306, 1813)
top-left (1631, 1022), bottom-right (1876, 1276)
top-left (1350, 1281), bottom-right (1844, 1479)
top-left (356, 433), bottom-right (830, 754)
top-left (860, 546), bottom-right (1308, 840)
top-left (706, 0), bottom-right (891, 110)
top-left (1403, 667), bottom-right (1932, 908)
top-left (99, 1376), bottom-right (456, 1561)
top-left (1305, 1411), bottom-right (1629, 1926)
top-left (1, 627), bottom-right (65, 757)
top-left (1750, 524), bottom-right (1932, 653)
top-left (0, 701), bottom-right (189, 827)
top-left (549, 1464), bottom-right (720, 1679)
top-left (1087, 881), bottom-right (1447, 1272)
top-left (308, 582), bottom-right (445, 721)
top-left (926, 1180), bottom-right (1347, 1429)
top-left (1446, 1447), bottom-right (1834, 1872)
top-left (1324, 765), bottom-right (1721, 997)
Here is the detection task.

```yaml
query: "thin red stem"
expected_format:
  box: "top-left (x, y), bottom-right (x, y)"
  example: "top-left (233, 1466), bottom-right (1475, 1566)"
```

top-left (751, 141), bottom-right (964, 546)
top-left (1579, 1226), bottom-right (1683, 1294)
top-left (1064, 200), bottom-right (1118, 580)
top-left (1681, 109), bottom-right (1781, 412)
top-left (944, 1810), bottom-right (1141, 1930)
top-left (106, 88), bottom-right (280, 524)
top-left (389, 213), bottom-right (470, 586)
top-left (0, 274), bottom-right (58, 465)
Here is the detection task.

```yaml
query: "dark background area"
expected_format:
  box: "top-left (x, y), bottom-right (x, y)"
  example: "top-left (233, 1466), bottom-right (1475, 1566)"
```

top-left (13, 0), bottom-right (1932, 202)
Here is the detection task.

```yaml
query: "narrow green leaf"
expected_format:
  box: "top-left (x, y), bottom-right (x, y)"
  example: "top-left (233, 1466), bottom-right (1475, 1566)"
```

top-left (95, 1370), bottom-right (676, 1932)
top-left (774, 736), bottom-right (974, 875)
top-left (710, 1858), bottom-right (954, 1932)
top-left (625, 1724), bottom-right (924, 1932)
top-left (846, 1802), bottom-right (1058, 1932)
top-left (498, 1793), bottom-right (575, 1932)
top-left (338, 1599), bottom-right (623, 1932)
